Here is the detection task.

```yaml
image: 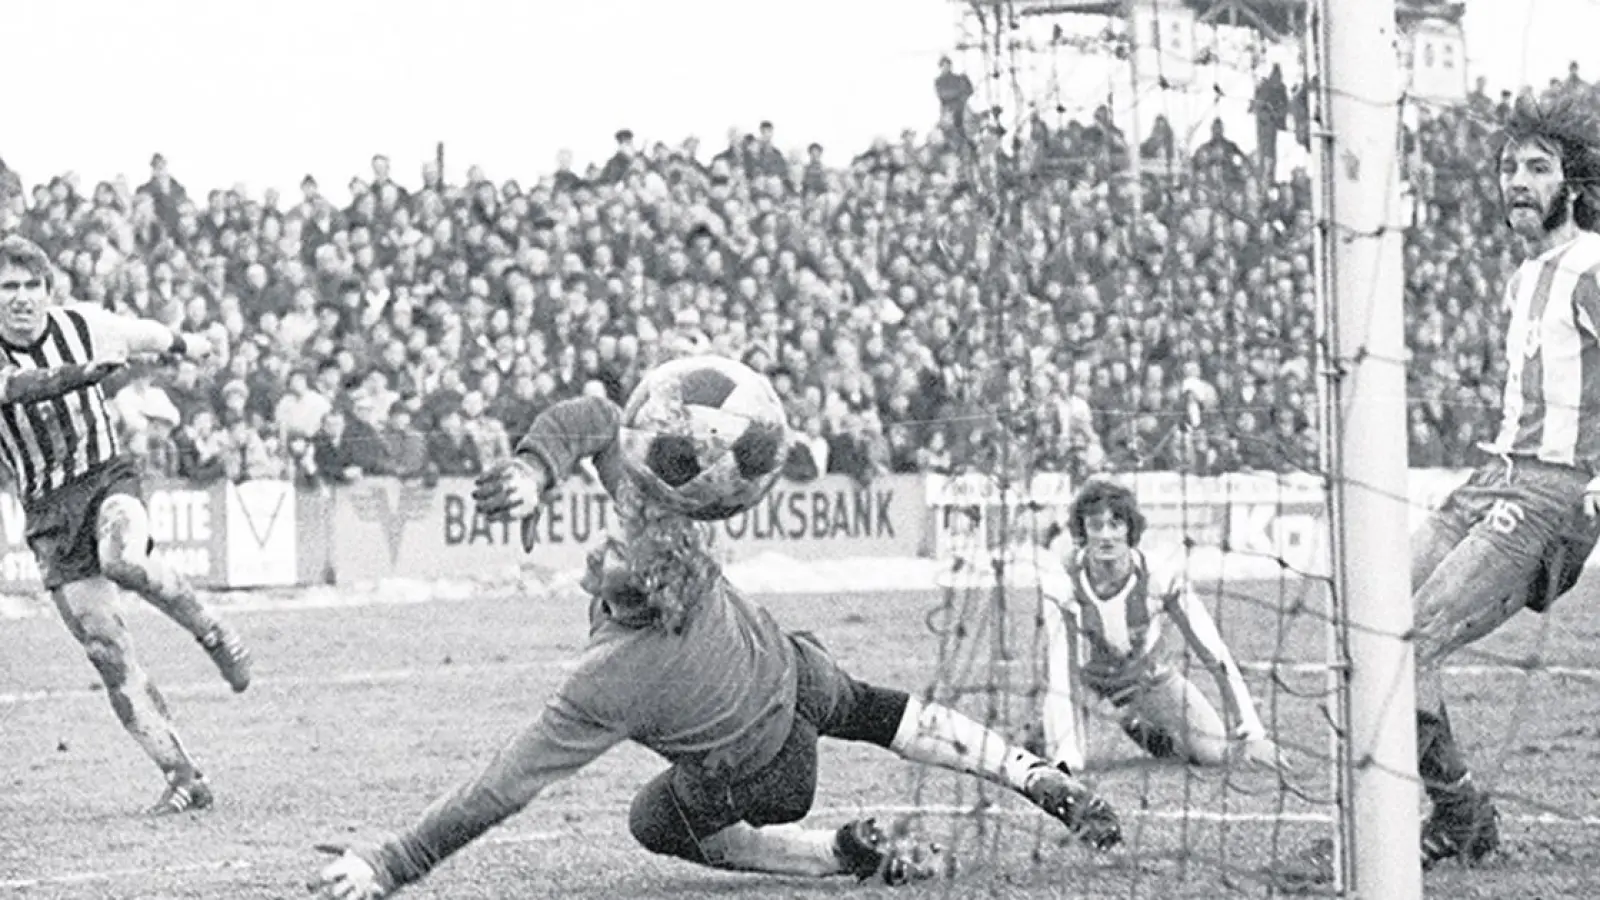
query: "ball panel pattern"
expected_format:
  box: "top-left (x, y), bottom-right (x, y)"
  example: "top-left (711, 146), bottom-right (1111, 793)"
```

top-left (716, 375), bottom-right (784, 421)
top-left (731, 419), bottom-right (786, 480)
top-left (673, 366), bottom-right (739, 408)
top-left (616, 354), bottom-right (790, 521)
top-left (643, 433), bottom-right (703, 488)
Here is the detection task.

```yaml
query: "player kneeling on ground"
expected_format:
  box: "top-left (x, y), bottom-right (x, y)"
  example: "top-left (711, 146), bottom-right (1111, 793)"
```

top-left (1035, 479), bottom-right (1282, 772)
top-left (311, 356), bottom-right (1123, 898)
top-left (0, 236), bottom-right (252, 815)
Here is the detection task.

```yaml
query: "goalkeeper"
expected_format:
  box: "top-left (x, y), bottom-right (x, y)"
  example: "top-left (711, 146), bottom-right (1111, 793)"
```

top-left (1035, 479), bottom-right (1282, 771)
top-left (310, 392), bottom-right (1124, 899)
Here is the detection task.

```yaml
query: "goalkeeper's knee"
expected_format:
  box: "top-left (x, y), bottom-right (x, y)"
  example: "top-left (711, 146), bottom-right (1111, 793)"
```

top-left (629, 780), bottom-right (712, 863)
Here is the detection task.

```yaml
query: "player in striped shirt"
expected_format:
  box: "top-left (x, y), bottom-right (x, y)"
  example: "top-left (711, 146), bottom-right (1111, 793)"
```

top-left (1036, 479), bottom-right (1281, 771)
top-left (1280, 95), bottom-right (1600, 887)
top-left (0, 236), bottom-right (253, 815)
top-left (1384, 94), bottom-right (1600, 871)
top-left (310, 391), bottom-right (1124, 899)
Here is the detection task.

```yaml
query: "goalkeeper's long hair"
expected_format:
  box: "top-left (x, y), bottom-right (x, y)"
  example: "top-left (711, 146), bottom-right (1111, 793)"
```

top-left (1499, 91), bottom-right (1600, 231)
top-left (613, 478), bottom-right (720, 635)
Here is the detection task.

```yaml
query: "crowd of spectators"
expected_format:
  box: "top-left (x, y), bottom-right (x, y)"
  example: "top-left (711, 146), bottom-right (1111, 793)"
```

top-left (0, 58), bottom-right (1577, 490)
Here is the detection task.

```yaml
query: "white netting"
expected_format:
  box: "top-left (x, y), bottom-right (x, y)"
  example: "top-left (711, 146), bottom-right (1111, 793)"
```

top-left (896, 2), bottom-right (1600, 896)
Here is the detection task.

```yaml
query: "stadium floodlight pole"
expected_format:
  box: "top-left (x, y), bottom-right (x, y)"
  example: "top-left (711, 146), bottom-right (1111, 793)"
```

top-left (1314, 0), bottom-right (1422, 896)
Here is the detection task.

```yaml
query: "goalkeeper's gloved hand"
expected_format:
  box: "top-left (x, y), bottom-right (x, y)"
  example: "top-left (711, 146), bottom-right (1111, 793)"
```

top-left (308, 844), bottom-right (395, 900)
top-left (471, 456), bottom-right (552, 521)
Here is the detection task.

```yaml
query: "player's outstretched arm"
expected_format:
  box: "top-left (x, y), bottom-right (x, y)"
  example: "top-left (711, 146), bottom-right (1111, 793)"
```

top-left (510, 394), bottom-right (627, 493)
top-left (71, 303), bottom-right (212, 362)
top-left (1035, 568), bottom-right (1091, 772)
top-left (311, 672), bottom-right (626, 897)
top-left (1163, 578), bottom-right (1280, 766)
top-left (0, 359), bottom-right (125, 405)
top-left (474, 395), bottom-right (627, 521)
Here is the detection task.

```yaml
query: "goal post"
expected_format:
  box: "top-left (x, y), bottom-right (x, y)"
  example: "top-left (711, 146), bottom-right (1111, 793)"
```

top-left (1314, 0), bottom-right (1423, 895)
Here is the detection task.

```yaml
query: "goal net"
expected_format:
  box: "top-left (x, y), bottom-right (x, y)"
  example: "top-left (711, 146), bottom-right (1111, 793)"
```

top-left (890, 2), bottom-right (1600, 897)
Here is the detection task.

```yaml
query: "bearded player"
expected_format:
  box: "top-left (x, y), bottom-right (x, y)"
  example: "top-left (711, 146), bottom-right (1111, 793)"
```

top-left (1036, 479), bottom-right (1281, 771)
top-left (0, 236), bottom-right (253, 814)
top-left (310, 361), bottom-right (1124, 899)
top-left (1388, 93), bottom-right (1600, 871)
top-left (1283, 95), bottom-right (1600, 885)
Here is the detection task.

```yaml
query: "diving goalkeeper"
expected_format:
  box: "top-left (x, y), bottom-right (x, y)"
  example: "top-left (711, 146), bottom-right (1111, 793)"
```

top-left (310, 390), bottom-right (1124, 898)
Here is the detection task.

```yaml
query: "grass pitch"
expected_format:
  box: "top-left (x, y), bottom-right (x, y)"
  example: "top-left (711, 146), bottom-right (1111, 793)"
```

top-left (4, 575), bottom-right (1600, 899)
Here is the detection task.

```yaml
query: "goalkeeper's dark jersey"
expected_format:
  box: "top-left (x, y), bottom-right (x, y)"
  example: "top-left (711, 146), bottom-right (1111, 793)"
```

top-left (378, 396), bottom-right (800, 882)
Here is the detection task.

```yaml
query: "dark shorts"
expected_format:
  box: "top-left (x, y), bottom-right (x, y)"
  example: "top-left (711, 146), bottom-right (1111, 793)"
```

top-left (24, 456), bottom-right (145, 591)
top-left (629, 632), bottom-right (874, 855)
top-left (1431, 457), bottom-right (1589, 561)
top-left (1527, 520), bottom-right (1600, 610)
top-left (1422, 456), bottom-right (1598, 612)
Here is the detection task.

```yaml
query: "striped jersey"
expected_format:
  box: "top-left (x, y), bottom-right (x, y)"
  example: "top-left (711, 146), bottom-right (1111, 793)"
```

top-left (0, 305), bottom-right (172, 500)
top-left (1041, 546), bottom-right (1264, 739)
top-left (1487, 230), bottom-right (1600, 471)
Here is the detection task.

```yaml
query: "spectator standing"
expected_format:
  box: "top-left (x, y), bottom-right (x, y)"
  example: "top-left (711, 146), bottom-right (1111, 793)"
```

top-left (1192, 119), bottom-right (1250, 188)
top-left (752, 121), bottom-right (791, 190)
top-left (459, 390), bottom-right (511, 468)
top-left (785, 416), bottom-right (830, 482)
top-left (380, 405), bottom-right (432, 481)
top-left (600, 130), bottom-right (637, 185)
top-left (275, 368), bottom-right (333, 442)
top-left (801, 144), bottom-right (829, 197)
top-left (935, 56), bottom-right (975, 137)
top-left (1252, 64), bottom-right (1290, 180)
top-left (136, 153), bottom-right (187, 236)
top-left (313, 408), bottom-right (384, 483)
top-left (173, 410), bottom-right (229, 484)
top-left (426, 409), bottom-right (483, 478)
top-left (221, 420), bottom-right (284, 482)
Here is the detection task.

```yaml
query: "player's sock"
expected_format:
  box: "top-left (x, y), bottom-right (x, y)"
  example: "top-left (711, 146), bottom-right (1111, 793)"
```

top-left (696, 823), bottom-right (844, 876)
top-left (888, 696), bottom-right (1048, 792)
top-left (110, 560), bottom-right (252, 690)
top-left (1416, 705), bottom-right (1473, 803)
top-left (103, 660), bottom-right (199, 779)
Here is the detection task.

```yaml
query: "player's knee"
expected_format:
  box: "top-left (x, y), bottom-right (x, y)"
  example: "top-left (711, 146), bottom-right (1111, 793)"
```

top-left (96, 495), bottom-right (151, 576)
top-left (627, 789), bottom-right (707, 863)
top-left (1409, 621), bottom-right (1451, 672)
top-left (826, 682), bottom-right (910, 748)
top-left (742, 772), bottom-right (815, 827)
top-left (99, 555), bottom-right (150, 591)
top-left (744, 792), bottom-right (812, 828)
top-left (1187, 736), bottom-right (1231, 767)
top-left (81, 631), bottom-right (130, 689)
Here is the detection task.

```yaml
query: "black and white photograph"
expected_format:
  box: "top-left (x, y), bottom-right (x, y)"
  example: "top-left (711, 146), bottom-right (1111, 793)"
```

top-left (3, 1), bottom-right (1599, 897)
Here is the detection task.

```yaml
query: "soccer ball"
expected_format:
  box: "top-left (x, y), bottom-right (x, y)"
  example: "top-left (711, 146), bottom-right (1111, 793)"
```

top-left (618, 355), bottom-right (791, 521)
